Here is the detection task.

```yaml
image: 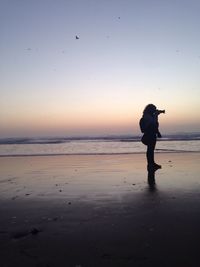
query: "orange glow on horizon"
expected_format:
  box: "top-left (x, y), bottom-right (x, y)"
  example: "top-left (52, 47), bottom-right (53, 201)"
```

top-left (1, 101), bottom-right (200, 137)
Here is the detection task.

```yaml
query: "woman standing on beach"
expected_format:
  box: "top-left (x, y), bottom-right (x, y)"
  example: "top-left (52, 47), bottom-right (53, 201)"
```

top-left (140, 104), bottom-right (165, 171)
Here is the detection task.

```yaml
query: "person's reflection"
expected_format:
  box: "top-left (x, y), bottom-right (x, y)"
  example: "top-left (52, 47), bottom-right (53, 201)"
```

top-left (147, 168), bottom-right (157, 192)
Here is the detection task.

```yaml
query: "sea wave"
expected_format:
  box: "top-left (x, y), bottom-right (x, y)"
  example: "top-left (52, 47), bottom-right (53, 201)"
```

top-left (0, 133), bottom-right (200, 145)
top-left (0, 136), bottom-right (200, 157)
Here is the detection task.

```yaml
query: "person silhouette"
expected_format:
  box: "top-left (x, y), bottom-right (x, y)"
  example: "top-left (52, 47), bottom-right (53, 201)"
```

top-left (139, 104), bottom-right (165, 171)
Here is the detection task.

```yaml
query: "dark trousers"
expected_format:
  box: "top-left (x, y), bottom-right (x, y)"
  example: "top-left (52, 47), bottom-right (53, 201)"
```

top-left (146, 139), bottom-right (156, 165)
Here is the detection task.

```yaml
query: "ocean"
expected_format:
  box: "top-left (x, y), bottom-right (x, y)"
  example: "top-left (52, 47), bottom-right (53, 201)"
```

top-left (0, 134), bottom-right (200, 156)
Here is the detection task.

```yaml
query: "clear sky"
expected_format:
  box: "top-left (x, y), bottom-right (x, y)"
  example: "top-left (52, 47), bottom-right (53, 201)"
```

top-left (1, 0), bottom-right (200, 137)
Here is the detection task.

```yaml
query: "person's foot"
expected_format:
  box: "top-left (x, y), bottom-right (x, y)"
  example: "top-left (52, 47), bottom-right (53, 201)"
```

top-left (154, 163), bottom-right (162, 169)
top-left (147, 163), bottom-right (162, 171)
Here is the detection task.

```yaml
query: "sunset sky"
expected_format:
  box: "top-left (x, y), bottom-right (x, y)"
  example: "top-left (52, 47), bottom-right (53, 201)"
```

top-left (1, 0), bottom-right (200, 137)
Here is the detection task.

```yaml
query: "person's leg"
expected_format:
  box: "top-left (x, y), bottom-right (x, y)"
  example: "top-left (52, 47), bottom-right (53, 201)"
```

top-left (147, 139), bottom-right (161, 170)
top-left (146, 140), bottom-right (156, 166)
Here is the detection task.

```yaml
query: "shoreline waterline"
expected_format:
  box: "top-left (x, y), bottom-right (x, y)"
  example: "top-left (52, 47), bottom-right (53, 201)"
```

top-left (0, 149), bottom-right (200, 158)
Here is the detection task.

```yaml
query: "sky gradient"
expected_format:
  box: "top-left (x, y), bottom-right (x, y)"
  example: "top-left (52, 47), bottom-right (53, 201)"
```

top-left (1, 0), bottom-right (200, 137)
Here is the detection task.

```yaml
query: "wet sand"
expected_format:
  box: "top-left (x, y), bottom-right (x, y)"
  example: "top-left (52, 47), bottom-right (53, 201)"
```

top-left (0, 153), bottom-right (200, 267)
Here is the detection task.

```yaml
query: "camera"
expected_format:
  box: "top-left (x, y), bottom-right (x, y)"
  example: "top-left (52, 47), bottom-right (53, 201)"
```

top-left (155, 109), bottom-right (165, 115)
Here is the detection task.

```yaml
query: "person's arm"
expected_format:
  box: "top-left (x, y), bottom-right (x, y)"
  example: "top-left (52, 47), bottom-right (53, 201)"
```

top-left (154, 114), bottom-right (162, 138)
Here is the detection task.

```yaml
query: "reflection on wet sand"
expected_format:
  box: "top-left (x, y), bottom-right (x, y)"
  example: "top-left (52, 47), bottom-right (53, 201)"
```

top-left (147, 169), bottom-right (157, 192)
top-left (0, 154), bottom-right (200, 267)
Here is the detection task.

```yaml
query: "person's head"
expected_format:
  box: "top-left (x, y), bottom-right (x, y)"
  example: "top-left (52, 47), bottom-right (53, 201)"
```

top-left (143, 104), bottom-right (157, 115)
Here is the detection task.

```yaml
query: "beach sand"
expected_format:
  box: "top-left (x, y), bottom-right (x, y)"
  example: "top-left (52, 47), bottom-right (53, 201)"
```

top-left (0, 153), bottom-right (200, 267)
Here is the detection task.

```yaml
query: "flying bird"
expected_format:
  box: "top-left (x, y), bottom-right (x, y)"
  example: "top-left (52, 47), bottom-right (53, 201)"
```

top-left (75, 35), bottom-right (79, 40)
